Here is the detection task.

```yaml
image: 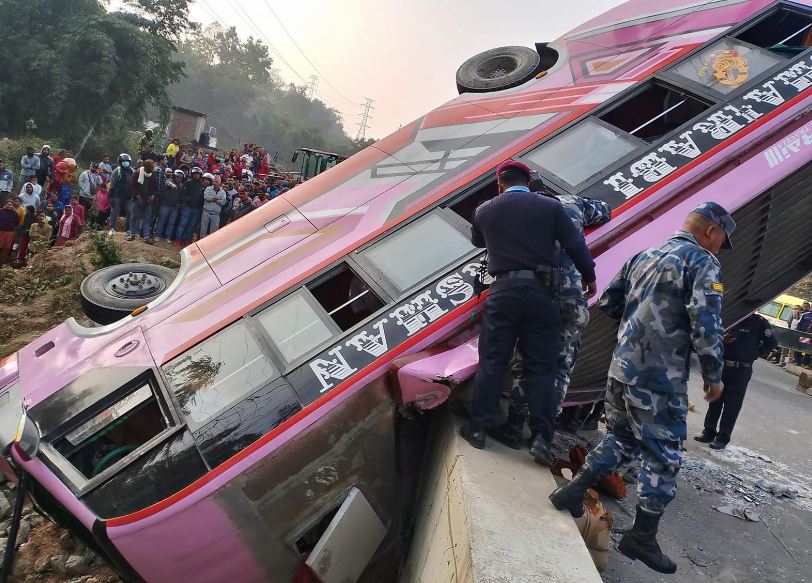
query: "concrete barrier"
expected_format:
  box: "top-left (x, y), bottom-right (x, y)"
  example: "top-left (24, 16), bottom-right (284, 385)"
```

top-left (401, 408), bottom-right (602, 583)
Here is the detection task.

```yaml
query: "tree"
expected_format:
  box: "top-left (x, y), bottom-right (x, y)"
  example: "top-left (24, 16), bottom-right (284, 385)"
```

top-left (121, 0), bottom-right (198, 42)
top-left (171, 28), bottom-right (371, 161)
top-left (0, 0), bottom-right (185, 154)
top-left (184, 24), bottom-right (277, 86)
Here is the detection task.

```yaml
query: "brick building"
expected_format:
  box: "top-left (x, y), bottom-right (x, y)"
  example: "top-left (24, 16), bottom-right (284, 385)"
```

top-left (168, 106), bottom-right (207, 146)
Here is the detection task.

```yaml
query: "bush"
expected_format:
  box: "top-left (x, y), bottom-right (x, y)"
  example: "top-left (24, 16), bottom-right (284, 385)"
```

top-left (90, 231), bottom-right (123, 268)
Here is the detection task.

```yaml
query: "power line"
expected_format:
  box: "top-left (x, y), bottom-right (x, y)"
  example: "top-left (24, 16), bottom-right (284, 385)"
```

top-left (221, 0), bottom-right (308, 84)
top-left (197, 0), bottom-right (228, 27)
top-left (197, 0), bottom-right (355, 118)
top-left (259, 0), bottom-right (359, 106)
top-left (356, 97), bottom-right (374, 141)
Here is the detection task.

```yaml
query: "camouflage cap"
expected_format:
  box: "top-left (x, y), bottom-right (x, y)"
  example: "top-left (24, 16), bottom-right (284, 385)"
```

top-left (693, 201), bottom-right (736, 250)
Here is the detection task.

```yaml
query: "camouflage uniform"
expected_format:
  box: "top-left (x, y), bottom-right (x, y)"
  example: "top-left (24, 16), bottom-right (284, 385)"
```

top-left (583, 230), bottom-right (725, 512)
top-left (509, 194), bottom-right (611, 413)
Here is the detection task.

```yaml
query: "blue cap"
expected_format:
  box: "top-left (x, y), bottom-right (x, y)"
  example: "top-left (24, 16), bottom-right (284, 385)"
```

top-left (693, 202), bottom-right (735, 249)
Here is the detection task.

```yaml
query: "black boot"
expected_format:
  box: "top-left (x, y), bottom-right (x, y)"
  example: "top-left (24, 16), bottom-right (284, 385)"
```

top-left (693, 429), bottom-right (716, 443)
top-left (529, 434), bottom-right (553, 466)
top-left (709, 437), bottom-right (728, 450)
top-left (618, 505), bottom-right (677, 574)
top-left (460, 425), bottom-right (486, 449)
top-left (488, 411), bottom-right (526, 450)
top-left (549, 466), bottom-right (600, 517)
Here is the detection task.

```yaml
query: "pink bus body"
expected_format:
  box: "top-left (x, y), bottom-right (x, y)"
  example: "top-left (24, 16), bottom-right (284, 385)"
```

top-left (2, 1), bottom-right (812, 581)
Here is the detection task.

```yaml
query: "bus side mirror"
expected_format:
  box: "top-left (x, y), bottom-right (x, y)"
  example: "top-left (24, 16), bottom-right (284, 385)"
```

top-left (291, 152), bottom-right (299, 164)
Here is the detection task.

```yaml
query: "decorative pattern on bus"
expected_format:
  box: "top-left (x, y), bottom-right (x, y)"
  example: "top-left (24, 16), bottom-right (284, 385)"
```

top-left (584, 51), bottom-right (812, 208)
top-left (287, 257), bottom-right (489, 403)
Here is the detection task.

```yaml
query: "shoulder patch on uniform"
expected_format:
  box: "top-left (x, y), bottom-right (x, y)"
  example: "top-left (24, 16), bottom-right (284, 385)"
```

top-left (764, 328), bottom-right (773, 337)
top-left (711, 282), bottom-right (725, 293)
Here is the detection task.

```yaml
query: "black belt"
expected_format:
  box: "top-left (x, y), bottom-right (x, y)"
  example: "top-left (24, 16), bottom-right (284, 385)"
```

top-left (495, 269), bottom-right (537, 280)
top-left (724, 360), bottom-right (752, 368)
top-left (495, 268), bottom-right (557, 288)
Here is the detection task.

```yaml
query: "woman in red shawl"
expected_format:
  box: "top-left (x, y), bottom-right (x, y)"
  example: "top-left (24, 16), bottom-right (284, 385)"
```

top-left (54, 204), bottom-right (82, 246)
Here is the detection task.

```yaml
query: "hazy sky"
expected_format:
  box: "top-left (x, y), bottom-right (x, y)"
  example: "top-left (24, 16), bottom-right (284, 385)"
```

top-left (135, 1), bottom-right (626, 138)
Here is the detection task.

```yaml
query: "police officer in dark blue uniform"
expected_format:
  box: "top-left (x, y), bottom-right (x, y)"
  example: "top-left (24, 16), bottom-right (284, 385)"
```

top-left (695, 313), bottom-right (777, 450)
top-left (460, 159), bottom-right (597, 465)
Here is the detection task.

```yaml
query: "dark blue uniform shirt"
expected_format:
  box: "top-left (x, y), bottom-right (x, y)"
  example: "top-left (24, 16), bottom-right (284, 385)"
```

top-left (724, 314), bottom-right (777, 363)
top-left (471, 187), bottom-right (596, 288)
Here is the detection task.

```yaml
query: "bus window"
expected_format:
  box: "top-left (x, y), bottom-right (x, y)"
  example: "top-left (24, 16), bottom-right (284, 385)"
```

top-left (736, 7), bottom-right (812, 57)
top-left (448, 180), bottom-right (499, 223)
top-left (524, 118), bottom-right (640, 189)
top-left (257, 290), bottom-right (336, 363)
top-left (163, 321), bottom-right (280, 430)
top-left (599, 83), bottom-right (711, 143)
top-left (308, 264), bottom-right (386, 332)
top-left (669, 38), bottom-right (783, 95)
top-left (357, 212), bottom-right (477, 295)
top-left (52, 379), bottom-right (169, 479)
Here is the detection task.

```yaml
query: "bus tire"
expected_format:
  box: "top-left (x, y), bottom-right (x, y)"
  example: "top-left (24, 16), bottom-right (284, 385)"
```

top-left (456, 46), bottom-right (541, 94)
top-left (80, 263), bottom-right (176, 325)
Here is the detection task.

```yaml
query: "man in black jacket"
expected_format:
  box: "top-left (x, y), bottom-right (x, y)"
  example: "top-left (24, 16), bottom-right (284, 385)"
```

top-left (108, 153), bottom-right (133, 234)
top-left (175, 167), bottom-right (204, 246)
top-left (35, 145), bottom-right (54, 190)
top-left (127, 159), bottom-right (160, 243)
top-left (460, 159), bottom-right (597, 465)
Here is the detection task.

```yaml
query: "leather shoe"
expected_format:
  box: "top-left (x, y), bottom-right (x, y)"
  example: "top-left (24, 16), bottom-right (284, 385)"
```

top-left (708, 437), bottom-right (727, 450)
top-left (460, 425), bottom-right (486, 449)
top-left (529, 434), bottom-right (554, 466)
top-left (693, 430), bottom-right (716, 443)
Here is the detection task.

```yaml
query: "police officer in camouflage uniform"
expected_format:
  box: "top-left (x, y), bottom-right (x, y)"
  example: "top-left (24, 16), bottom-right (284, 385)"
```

top-left (491, 188), bottom-right (611, 451)
top-left (549, 202), bottom-right (735, 575)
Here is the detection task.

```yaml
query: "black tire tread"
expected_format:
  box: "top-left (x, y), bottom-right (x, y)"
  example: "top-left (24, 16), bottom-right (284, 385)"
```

top-left (456, 45), bottom-right (541, 94)
top-left (79, 263), bottom-right (176, 324)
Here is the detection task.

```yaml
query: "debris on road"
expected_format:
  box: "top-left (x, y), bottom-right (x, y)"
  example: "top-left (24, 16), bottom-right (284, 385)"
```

top-left (713, 505), bottom-right (761, 522)
top-left (740, 450), bottom-right (773, 463)
top-left (755, 479), bottom-right (801, 499)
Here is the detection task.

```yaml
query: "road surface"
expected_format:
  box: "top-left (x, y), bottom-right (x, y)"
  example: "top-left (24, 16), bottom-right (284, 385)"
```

top-left (555, 359), bottom-right (812, 583)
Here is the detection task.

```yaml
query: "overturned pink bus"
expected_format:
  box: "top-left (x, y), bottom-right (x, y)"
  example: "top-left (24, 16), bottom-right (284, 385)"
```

top-left (2, 0), bottom-right (812, 580)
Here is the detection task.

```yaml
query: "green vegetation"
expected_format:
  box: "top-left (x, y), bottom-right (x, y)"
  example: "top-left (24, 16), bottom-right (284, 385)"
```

top-left (172, 23), bottom-right (374, 157)
top-left (89, 231), bottom-right (124, 268)
top-left (0, 1), bottom-right (373, 164)
top-left (0, 0), bottom-right (193, 158)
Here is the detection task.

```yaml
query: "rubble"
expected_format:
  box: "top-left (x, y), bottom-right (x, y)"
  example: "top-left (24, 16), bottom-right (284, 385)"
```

top-left (712, 505), bottom-right (761, 521)
top-left (0, 477), bottom-right (121, 582)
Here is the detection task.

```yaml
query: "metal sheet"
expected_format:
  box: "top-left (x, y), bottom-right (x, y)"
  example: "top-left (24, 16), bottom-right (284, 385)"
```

top-left (306, 487), bottom-right (386, 583)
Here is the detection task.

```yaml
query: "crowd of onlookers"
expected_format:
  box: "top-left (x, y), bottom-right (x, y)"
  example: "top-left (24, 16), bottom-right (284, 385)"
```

top-left (0, 132), bottom-right (302, 264)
